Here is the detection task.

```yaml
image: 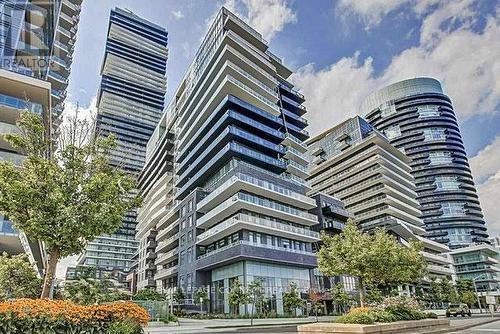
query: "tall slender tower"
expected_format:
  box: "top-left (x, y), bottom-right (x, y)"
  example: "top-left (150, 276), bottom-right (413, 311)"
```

top-left (140, 7), bottom-right (319, 315)
top-left (78, 8), bottom-right (168, 275)
top-left (362, 78), bottom-right (488, 249)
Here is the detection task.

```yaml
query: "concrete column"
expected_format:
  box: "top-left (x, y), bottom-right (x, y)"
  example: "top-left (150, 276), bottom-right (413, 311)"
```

top-left (224, 278), bottom-right (230, 314)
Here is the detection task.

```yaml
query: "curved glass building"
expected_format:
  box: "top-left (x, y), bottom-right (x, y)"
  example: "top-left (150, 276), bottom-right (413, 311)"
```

top-left (362, 78), bottom-right (488, 249)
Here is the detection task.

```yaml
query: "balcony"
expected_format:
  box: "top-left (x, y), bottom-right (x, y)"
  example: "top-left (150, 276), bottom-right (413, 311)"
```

top-left (196, 240), bottom-right (316, 270)
top-left (155, 265), bottom-right (178, 280)
top-left (156, 233), bottom-right (179, 253)
top-left (197, 173), bottom-right (316, 213)
top-left (197, 193), bottom-right (318, 229)
top-left (155, 247), bottom-right (178, 266)
top-left (427, 264), bottom-right (455, 276)
top-left (282, 133), bottom-right (307, 153)
top-left (0, 93), bottom-right (43, 115)
top-left (156, 218), bottom-right (179, 241)
top-left (197, 213), bottom-right (320, 245)
top-left (286, 159), bottom-right (309, 179)
top-left (284, 146), bottom-right (309, 165)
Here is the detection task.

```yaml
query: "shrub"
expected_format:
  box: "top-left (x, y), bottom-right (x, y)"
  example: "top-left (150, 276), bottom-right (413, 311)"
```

top-left (335, 297), bottom-right (436, 324)
top-left (426, 312), bottom-right (438, 319)
top-left (159, 313), bottom-right (177, 323)
top-left (0, 299), bottom-right (149, 333)
top-left (336, 311), bottom-right (375, 324)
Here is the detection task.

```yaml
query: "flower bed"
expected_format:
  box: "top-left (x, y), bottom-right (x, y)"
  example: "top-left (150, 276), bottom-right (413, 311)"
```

top-left (336, 297), bottom-right (438, 325)
top-left (0, 299), bottom-right (150, 334)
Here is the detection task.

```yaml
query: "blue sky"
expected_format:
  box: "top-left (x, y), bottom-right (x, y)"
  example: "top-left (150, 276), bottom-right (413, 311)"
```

top-left (64, 0), bottom-right (500, 253)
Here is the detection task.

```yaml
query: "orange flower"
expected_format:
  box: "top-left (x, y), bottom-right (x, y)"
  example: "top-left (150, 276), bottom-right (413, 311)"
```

top-left (0, 299), bottom-right (150, 326)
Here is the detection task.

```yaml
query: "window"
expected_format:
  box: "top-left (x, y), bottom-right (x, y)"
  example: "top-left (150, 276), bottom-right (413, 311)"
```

top-left (429, 152), bottom-right (453, 165)
top-left (441, 202), bottom-right (465, 217)
top-left (180, 206), bottom-right (186, 218)
top-left (188, 215), bottom-right (193, 227)
top-left (380, 102), bottom-right (396, 117)
top-left (424, 128), bottom-right (446, 141)
top-left (187, 247), bottom-right (192, 263)
top-left (435, 176), bottom-right (460, 191)
top-left (418, 105), bottom-right (440, 118)
top-left (187, 231), bottom-right (193, 242)
top-left (179, 250), bottom-right (186, 265)
top-left (384, 125), bottom-right (401, 140)
top-left (180, 235), bottom-right (186, 247)
top-left (181, 220), bottom-right (186, 230)
top-left (188, 200), bottom-right (193, 212)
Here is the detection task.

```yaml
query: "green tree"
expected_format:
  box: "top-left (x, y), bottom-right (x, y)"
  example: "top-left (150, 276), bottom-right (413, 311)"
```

top-left (63, 266), bottom-right (127, 305)
top-left (308, 290), bottom-right (323, 321)
top-left (195, 286), bottom-right (209, 313)
top-left (0, 252), bottom-right (42, 299)
top-left (331, 282), bottom-right (350, 314)
top-left (318, 220), bottom-right (427, 306)
top-left (0, 112), bottom-right (140, 298)
top-left (439, 279), bottom-right (458, 304)
top-left (173, 287), bottom-right (185, 304)
top-left (456, 279), bottom-right (476, 306)
top-left (248, 278), bottom-right (265, 325)
top-left (283, 282), bottom-right (304, 317)
top-left (133, 288), bottom-right (165, 301)
top-left (228, 278), bottom-right (249, 315)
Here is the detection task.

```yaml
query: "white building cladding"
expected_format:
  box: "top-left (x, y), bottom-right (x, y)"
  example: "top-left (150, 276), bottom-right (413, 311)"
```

top-left (307, 116), bottom-right (454, 284)
top-left (138, 7), bottom-right (318, 315)
top-left (78, 8), bottom-right (168, 275)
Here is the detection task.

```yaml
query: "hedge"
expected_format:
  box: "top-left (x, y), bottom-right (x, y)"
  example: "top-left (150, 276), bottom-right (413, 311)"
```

top-left (0, 299), bottom-right (150, 334)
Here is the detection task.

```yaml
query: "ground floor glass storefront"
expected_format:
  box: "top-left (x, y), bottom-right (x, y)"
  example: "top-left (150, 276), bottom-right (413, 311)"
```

top-left (209, 261), bottom-right (310, 315)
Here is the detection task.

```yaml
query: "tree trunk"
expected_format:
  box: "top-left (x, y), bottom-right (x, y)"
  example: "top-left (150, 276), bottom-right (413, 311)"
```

top-left (358, 278), bottom-right (365, 307)
top-left (41, 248), bottom-right (60, 299)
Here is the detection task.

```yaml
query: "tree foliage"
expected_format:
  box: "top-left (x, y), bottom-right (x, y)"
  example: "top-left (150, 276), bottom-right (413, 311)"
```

top-left (282, 282), bottom-right (304, 316)
top-left (0, 112), bottom-right (141, 298)
top-left (0, 252), bottom-right (41, 299)
top-left (133, 288), bottom-right (165, 301)
top-left (228, 278), bottom-right (249, 314)
top-left (173, 287), bottom-right (185, 304)
top-left (318, 220), bottom-right (427, 306)
top-left (63, 266), bottom-right (127, 305)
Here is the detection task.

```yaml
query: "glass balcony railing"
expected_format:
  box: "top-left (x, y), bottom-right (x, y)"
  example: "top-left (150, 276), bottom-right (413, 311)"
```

top-left (0, 93), bottom-right (43, 114)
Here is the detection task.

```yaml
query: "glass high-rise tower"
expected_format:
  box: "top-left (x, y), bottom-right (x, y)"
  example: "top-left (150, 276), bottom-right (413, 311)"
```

top-left (362, 78), bottom-right (488, 249)
top-left (138, 7), bottom-right (319, 315)
top-left (78, 8), bottom-right (168, 275)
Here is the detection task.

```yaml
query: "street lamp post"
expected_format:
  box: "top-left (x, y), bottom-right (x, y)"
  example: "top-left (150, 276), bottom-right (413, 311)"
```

top-left (472, 274), bottom-right (486, 314)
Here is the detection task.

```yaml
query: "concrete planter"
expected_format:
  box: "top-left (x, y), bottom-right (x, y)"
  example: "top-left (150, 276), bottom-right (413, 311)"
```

top-left (298, 319), bottom-right (450, 333)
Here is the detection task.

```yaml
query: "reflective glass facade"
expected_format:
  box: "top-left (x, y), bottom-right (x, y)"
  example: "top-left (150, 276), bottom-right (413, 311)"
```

top-left (79, 8), bottom-right (168, 274)
top-left (363, 78), bottom-right (488, 249)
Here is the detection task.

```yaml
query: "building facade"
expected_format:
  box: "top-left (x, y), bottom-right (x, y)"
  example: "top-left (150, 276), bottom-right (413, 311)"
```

top-left (139, 7), bottom-right (319, 315)
top-left (448, 244), bottom-right (500, 300)
top-left (0, 68), bottom-right (51, 275)
top-left (0, 0), bottom-right (83, 273)
top-left (307, 116), bottom-right (454, 284)
top-left (78, 8), bottom-right (168, 274)
top-left (362, 78), bottom-right (488, 249)
top-left (0, 0), bottom-right (83, 127)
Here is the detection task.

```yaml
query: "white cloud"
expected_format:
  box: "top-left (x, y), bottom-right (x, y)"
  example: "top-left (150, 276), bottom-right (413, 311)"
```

top-left (477, 171), bottom-right (500, 237)
top-left (470, 136), bottom-right (500, 237)
top-left (220, 0), bottom-right (297, 41)
top-left (470, 136), bottom-right (500, 184)
top-left (291, 0), bottom-right (500, 136)
top-left (337, 0), bottom-right (411, 29)
top-left (290, 53), bottom-right (379, 135)
top-left (171, 10), bottom-right (185, 20)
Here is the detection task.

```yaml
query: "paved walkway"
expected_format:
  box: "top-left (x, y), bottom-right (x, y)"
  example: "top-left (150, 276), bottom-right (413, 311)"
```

top-left (145, 316), bottom-right (334, 333)
top-left (144, 315), bottom-right (500, 334)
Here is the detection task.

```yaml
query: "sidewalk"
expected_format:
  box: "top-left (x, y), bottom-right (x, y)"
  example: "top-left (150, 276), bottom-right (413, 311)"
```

top-left (145, 316), bottom-right (334, 333)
